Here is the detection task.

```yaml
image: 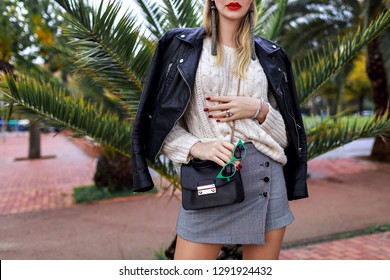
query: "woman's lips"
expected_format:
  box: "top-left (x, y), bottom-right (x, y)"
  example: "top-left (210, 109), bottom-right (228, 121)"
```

top-left (226, 2), bottom-right (242, 10)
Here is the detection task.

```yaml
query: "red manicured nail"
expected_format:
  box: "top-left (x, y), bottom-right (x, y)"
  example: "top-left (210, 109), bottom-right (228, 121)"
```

top-left (204, 108), bottom-right (209, 112)
top-left (238, 163), bottom-right (242, 168)
top-left (206, 97), bottom-right (211, 101)
top-left (216, 119), bottom-right (220, 122)
top-left (208, 115), bottom-right (213, 118)
top-left (236, 165), bottom-right (241, 171)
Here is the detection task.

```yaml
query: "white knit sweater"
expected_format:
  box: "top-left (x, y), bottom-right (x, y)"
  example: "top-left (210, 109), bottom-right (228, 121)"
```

top-left (161, 38), bottom-right (288, 165)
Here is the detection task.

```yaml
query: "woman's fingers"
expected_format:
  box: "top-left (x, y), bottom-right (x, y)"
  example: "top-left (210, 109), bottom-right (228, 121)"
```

top-left (206, 103), bottom-right (231, 112)
top-left (212, 155), bottom-right (229, 167)
top-left (220, 140), bottom-right (235, 152)
top-left (204, 96), bottom-right (263, 121)
top-left (189, 141), bottom-right (235, 166)
top-left (211, 156), bottom-right (226, 167)
top-left (207, 96), bottom-right (233, 103)
top-left (209, 110), bottom-right (233, 119)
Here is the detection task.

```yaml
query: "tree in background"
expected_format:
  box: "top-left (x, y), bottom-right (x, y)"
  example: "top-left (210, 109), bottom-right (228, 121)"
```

top-left (277, 0), bottom-right (390, 161)
top-left (0, 0), bottom-right (66, 159)
top-left (1, 0), bottom-right (133, 189)
top-left (366, 0), bottom-right (390, 161)
top-left (278, 0), bottom-right (367, 115)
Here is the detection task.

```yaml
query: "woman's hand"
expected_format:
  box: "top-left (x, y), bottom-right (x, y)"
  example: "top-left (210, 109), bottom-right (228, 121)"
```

top-left (205, 96), bottom-right (269, 123)
top-left (190, 140), bottom-right (235, 167)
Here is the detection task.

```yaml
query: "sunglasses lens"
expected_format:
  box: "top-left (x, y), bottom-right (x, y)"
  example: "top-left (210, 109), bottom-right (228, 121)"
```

top-left (234, 144), bottom-right (246, 160)
top-left (221, 162), bottom-right (236, 177)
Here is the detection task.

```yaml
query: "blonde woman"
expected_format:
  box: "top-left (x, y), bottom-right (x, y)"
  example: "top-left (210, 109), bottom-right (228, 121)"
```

top-left (132, 0), bottom-right (308, 260)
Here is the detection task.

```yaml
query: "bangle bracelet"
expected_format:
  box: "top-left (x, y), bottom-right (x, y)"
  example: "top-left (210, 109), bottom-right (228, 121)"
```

top-left (251, 98), bottom-right (264, 119)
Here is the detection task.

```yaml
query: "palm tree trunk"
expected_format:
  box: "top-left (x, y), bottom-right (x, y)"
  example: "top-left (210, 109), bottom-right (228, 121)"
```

top-left (29, 123), bottom-right (41, 159)
top-left (1, 60), bottom-right (43, 160)
top-left (367, 37), bottom-right (389, 116)
top-left (367, 37), bottom-right (390, 162)
top-left (366, 1), bottom-right (390, 162)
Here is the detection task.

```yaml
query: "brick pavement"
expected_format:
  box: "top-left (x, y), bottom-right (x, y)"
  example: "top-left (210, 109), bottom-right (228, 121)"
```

top-left (0, 131), bottom-right (96, 215)
top-left (307, 157), bottom-right (379, 179)
top-left (280, 231), bottom-right (390, 260)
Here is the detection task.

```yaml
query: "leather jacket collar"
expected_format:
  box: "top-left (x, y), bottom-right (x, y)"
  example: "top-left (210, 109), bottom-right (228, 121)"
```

top-left (176, 26), bottom-right (281, 55)
top-left (174, 27), bottom-right (286, 101)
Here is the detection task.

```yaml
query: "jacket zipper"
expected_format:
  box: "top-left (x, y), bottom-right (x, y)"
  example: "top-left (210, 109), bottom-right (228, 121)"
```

top-left (166, 62), bottom-right (173, 77)
top-left (156, 65), bottom-right (192, 157)
top-left (279, 68), bottom-right (301, 155)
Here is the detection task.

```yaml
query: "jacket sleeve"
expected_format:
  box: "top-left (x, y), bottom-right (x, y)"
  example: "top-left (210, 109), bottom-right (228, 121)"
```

top-left (280, 48), bottom-right (309, 200)
top-left (131, 32), bottom-right (173, 192)
top-left (161, 118), bottom-right (200, 164)
top-left (281, 48), bottom-right (307, 162)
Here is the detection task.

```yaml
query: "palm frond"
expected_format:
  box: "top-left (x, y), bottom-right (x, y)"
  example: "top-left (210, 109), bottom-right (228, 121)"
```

top-left (160, 0), bottom-right (181, 29)
top-left (280, 18), bottom-right (351, 59)
top-left (13, 56), bottom-right (73, 96)
top-left (152, 155), bottom-right (181, 192)
top-left (2, 72), bottom-right (182, 192)
top-left (255, 0), bottom-right (275, 36)
top-left (294, 9), bottom-right (390, 105)
top-left (260, 0), bottom-right (288, 40)
top-left (306, 115), bottom-right (390, 160)
top-left (54, 0), bottom-right (155, 114)
top-left (1, 74), bottom-right (132, 155)
top-left (161, 0), bottom-right (203, 30)
top-left (136, 0), bottom-right (167, 38)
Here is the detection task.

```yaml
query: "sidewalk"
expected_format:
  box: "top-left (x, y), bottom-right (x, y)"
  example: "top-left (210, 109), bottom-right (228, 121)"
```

top-left (0, 132), bottom-right (389, 259)
top-left (0, 131), bottom-right (96, 214)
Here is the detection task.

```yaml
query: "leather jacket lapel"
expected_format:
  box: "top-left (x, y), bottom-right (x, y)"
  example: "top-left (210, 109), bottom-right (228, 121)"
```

top-left (254, 38), bottom-right (284, 95)
top-left (175, 28), bottom-right (205, 92)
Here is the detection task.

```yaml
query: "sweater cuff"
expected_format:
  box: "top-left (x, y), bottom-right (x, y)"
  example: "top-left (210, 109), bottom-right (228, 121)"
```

top-left (259, 105), bottom-right (287, 147)
top-left (163, 135), bottom-right (200, 164)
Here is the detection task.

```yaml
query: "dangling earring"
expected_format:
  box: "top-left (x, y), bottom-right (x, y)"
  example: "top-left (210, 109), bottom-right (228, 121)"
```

top-left (211, 0), bottom-right (217, 56)
top-left (249, 7), bottom-right (256, 60)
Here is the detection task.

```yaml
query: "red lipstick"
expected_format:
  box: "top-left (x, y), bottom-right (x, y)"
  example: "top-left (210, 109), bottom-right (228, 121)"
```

top-left (226, 2), bottom-right (241, 10)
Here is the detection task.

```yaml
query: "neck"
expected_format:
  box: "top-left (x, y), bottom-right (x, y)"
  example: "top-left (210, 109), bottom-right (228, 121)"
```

top-left (217, 17), bottom-right (241, 48)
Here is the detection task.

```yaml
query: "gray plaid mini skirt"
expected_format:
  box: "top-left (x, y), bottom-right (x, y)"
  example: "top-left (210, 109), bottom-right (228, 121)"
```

top-left (176, 142), bottom-right (294, 245)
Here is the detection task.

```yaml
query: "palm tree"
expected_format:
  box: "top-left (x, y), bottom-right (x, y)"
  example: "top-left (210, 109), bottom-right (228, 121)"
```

top-left (1, 0), bottom-right (390, 259)
top-left (277, 0), bottom-right (390, 160)
top-left (276, 0), bottom-right (365, 115)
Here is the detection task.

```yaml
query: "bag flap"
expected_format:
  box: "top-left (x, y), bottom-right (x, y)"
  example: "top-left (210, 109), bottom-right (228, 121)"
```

top-left (180, 160), bottom-right (237, 191)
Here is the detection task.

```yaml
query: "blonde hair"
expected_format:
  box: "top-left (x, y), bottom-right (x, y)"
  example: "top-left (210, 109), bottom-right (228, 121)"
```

top-left (203, 0), bottom-right (257, 79)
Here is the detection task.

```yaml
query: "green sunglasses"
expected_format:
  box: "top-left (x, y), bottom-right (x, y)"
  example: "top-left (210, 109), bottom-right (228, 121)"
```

top-left (216, 139), bottom-right (247, 181)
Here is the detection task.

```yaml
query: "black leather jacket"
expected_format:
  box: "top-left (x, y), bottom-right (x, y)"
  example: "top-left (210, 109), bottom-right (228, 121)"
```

top-left (131, 27), bottom-right (308, 200)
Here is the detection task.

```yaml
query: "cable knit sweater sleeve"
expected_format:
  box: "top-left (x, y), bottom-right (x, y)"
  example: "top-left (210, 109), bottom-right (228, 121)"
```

top-left (160, 118), bottom-right (200, 164)
top-left (258, 92), bottom-right (288, 149)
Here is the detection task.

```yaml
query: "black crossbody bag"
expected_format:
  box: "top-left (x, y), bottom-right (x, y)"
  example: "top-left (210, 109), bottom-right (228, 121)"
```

top-left (180, 158), bottom-right (244, 210)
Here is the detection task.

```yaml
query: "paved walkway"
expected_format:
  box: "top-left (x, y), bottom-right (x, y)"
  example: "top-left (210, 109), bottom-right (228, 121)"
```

top-left (0, 132), bottom-right (389, 260)
top-left (0, 132), bottom-right (96, 214)
top-left (280, 231), bottom-right (390, 260)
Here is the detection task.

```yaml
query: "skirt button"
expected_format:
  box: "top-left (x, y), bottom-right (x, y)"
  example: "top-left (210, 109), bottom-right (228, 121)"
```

top-left (263, 191), bottom-right (268, 197)
top-left (264, 176), bottom-right (270, 182)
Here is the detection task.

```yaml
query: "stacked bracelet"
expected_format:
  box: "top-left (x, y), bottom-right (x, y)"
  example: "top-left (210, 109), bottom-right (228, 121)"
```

top-left (251, 98), bottom-right (265, 119)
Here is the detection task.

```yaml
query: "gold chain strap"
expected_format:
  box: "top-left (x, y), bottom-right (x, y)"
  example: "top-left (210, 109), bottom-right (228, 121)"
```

top-left (229, 78), bottom-right (240, 144)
